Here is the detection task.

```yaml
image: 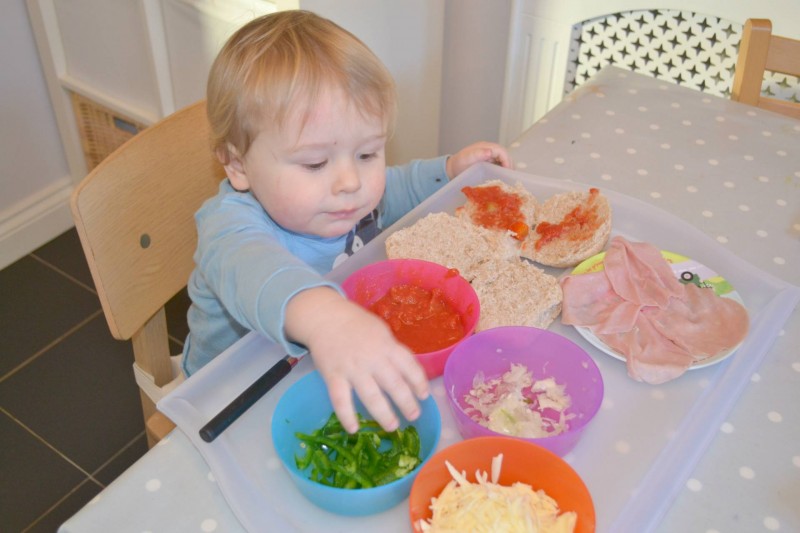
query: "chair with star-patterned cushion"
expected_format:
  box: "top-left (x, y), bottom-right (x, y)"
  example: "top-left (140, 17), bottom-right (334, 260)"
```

top-left (564, 10), bottom-right (743, 98)
top-left (499, 2), bottom-right (800, 144)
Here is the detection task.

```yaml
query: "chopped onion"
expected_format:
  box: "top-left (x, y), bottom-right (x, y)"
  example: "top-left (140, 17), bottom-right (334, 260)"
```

top-left (464, 363), bottom-right (573, 438)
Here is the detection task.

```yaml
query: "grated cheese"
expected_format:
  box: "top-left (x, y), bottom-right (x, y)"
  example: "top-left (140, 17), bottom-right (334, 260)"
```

top-left (417, 454), bottom-right (577, 533)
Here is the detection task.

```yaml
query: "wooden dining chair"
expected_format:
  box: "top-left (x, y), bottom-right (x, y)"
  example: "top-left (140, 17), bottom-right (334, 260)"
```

top-left (71, 100), bottom-right (225, 447)
top-left (732, 19), bottom-right (800, 119)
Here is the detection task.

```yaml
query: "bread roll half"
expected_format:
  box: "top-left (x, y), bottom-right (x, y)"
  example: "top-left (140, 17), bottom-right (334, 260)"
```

top-left (470, 258), bottom-right (562, 331)
top-left (455, 180), bottom-right (538, 250)
top-left (524, 188), bottom-right (612, 268)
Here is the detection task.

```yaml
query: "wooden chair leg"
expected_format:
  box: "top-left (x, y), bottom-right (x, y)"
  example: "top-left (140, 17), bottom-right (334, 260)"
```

top-left (140, 390), bottom-right (175, 447)
top-left (132, 309), bottom-right (176, 448)
top-left (146, 411), bottom-right (177, 445)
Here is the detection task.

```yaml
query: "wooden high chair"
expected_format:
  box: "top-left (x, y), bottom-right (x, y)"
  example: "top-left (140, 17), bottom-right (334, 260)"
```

top-left (731, 19), bottom-right (800, 119)
top-left (71, 100), bottom-right (225, 447)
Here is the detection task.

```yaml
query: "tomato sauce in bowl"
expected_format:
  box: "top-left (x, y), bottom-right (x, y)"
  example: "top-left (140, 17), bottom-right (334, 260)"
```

top-left (341, 259), bottom-right (480, 378)
top-left (369, 284), bottom-right (465, 354)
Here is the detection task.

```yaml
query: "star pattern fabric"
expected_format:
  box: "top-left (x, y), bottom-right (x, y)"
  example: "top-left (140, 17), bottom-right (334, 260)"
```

top-left (564, 9), bottom-right (800, 104)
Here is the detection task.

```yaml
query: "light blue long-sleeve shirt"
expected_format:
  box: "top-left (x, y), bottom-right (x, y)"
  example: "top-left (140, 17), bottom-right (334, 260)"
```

top-left (182, 156), bottom-right (449, 375)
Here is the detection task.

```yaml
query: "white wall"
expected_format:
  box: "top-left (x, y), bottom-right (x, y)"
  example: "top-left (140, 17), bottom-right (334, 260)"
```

top-left (305, 0), bottom-right (512, 161)
top-left (301, 0), bottom-right (446, 166)
top-left (439, 0), bottom-right (511, 154)
top-left (0, 0), bottom-right (74, 270)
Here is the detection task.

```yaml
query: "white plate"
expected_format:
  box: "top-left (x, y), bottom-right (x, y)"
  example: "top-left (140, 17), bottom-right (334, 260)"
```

top-left (570, 250), bottom-right (746, 370)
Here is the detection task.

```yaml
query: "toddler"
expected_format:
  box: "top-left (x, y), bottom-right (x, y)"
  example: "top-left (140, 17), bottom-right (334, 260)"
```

top-left (183, 10), bottom-right (511, 433)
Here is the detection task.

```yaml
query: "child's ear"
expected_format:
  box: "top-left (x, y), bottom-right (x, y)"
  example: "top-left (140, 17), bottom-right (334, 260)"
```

top-left (222, 144), bottom-right (250, 191)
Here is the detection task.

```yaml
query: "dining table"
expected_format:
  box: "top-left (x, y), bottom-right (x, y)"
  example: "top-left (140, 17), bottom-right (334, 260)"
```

top-left (59, 66), bottom-right (799, 533)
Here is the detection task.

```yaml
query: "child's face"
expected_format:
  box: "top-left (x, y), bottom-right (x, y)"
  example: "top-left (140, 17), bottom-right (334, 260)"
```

top-left (225, 88), bottom-right (387, 238)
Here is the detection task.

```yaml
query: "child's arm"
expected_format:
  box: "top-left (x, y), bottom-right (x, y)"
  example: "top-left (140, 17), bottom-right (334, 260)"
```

top-left (380, 141), bottom-right (513, 229)
top-left (446, 141), bottom-right (513, 179)
top-left (284, 286), bottom-right (429, 434)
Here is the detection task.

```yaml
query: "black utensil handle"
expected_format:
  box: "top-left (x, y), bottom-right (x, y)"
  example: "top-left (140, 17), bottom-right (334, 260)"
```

top-left (199, 356), bottom-right (294, 443)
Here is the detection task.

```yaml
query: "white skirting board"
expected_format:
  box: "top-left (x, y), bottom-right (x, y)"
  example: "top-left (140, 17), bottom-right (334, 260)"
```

top-left (0, 177), bottom-right (75, 270)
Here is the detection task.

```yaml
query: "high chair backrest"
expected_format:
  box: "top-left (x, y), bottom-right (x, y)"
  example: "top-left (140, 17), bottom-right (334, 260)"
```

top-left (732, 19), bottom-right (800, 119)
top-left (71, 100), bottom-right (224, 444)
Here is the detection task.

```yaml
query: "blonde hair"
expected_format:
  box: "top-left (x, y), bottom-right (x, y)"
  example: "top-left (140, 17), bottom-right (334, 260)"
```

top-left (207, 10), bottom-right (397, 164)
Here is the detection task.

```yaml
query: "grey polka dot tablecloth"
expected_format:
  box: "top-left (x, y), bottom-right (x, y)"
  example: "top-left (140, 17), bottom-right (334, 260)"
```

top-left (513, 67), bottom-right (800, 283)
top-left (508, 66), bottom-right (800, 533)
top-left (59, 66), bottom-right (799, 533)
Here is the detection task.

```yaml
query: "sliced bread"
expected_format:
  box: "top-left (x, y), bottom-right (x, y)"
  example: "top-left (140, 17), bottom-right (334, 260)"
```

top-left (469, 258), bottom-right (563, 331)
top-left (384, 212), bottom-right (518, 282)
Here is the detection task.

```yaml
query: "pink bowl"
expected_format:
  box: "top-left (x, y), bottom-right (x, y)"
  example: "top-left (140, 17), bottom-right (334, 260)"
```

top-left (443, 326), bottom-right (604, 456)
top-left (341, 259), bottom-right (480, 378)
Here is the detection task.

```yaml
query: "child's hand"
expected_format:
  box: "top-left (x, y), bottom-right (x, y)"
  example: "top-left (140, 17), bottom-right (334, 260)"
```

top-left (285, 287), bottom-right (429, 434)
top-left (446, 141), bottom-right (513, 179)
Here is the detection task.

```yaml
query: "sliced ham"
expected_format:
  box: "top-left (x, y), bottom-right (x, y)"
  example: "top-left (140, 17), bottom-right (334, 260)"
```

top-left (560, 272), bottom-right (641, 334)
top-left (646, 283), bottom-right (750, 361)
top-left (600, 314), bottom-right (695, 384)
top-left (561, 236), bottom-right (749, 384)
top-left (603, 237), bottom-right (684, 308)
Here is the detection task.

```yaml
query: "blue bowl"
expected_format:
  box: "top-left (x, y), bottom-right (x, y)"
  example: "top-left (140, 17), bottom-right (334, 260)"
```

top-left (271, 370), bottom-right (442, 516)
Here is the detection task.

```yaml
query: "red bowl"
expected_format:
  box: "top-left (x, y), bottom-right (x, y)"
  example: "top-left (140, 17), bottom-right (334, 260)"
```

top-left (409, 436), bottom-right (595, 532)
top-left (341, 259), bottom-right (480, 378)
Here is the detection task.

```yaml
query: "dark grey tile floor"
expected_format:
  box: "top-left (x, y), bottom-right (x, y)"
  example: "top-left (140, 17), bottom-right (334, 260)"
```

top-left (0, 228), bottom-right (191, 532)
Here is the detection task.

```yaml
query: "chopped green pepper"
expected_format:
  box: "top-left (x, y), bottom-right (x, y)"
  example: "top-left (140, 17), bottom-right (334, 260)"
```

top-left (293, 413), bottom-right (423, 489)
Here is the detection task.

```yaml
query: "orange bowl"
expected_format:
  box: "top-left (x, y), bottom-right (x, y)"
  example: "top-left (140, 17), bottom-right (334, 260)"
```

top-left (408, 436), bottom-right (595, 532)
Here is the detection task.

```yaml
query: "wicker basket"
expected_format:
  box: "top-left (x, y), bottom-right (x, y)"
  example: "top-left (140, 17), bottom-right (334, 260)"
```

top-left (70, 92), bottom-right (148, 171)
